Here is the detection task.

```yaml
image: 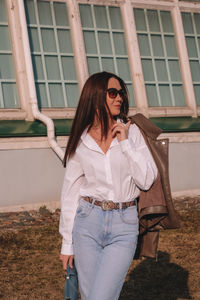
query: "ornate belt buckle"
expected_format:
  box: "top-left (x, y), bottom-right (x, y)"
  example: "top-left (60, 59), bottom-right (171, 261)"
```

top-left (101, 200), bottom-right (113, 211)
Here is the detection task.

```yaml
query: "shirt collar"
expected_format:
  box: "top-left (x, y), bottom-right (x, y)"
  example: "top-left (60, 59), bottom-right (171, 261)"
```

top-left (80, 119), bottom-right (122, 153)
top-left (81, 127), bottom-right (102, 153)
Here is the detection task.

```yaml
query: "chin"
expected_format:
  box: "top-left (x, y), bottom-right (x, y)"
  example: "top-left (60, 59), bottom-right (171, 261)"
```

top-left (111, 110), bottom-right (120, 116)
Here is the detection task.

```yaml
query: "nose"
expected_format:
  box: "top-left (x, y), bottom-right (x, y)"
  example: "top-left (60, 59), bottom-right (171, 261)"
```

top-left (115, 94), bottom-right (123, 103)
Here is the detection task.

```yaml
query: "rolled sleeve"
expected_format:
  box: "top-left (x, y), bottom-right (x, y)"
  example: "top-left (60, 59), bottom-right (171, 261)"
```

top-left (61, 242), bottom-right (74, 256)
top-left (119, 139), bottom-right (131, 153)
top-left (59, 153), bottom-right (84, 255)
top-left (119, 125), bottom-right (157, 190)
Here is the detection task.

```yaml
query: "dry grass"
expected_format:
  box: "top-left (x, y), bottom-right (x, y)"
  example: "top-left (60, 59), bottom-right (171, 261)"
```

top-left (0, 210), bottom-right (199, 300)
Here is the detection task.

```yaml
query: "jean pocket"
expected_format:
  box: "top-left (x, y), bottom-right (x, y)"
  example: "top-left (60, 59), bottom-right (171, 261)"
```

top-left (120, 206), bottom-right (138, 225)
top-left (75, 200), bottom-right (93, 218)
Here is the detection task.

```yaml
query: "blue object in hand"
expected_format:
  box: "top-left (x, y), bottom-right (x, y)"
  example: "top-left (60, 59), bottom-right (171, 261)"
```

top-left (64, 263), bottom-right (79, 300)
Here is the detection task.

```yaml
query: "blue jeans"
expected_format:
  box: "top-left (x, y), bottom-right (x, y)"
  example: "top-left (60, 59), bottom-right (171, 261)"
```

top-left (72, 198), bottom-right (139, 300)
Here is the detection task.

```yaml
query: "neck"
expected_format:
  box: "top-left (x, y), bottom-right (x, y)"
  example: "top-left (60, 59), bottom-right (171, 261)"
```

top-left (92, 115), bottom-right (116, 130)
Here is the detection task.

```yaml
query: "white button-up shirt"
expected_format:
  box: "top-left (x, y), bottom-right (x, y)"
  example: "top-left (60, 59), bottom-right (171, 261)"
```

top-left (59, 122), bottom-right (157, 255)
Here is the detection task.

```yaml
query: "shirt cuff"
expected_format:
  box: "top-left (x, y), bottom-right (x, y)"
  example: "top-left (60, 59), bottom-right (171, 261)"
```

top-left (61, 242), bottom-right (74, 255)
top-left (119, 139), bottom-right (132, 153)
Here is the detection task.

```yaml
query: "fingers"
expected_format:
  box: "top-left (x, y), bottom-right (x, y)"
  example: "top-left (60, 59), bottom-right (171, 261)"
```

top-left (60, 254), bottom-right (68, 271)
top-left (112, 121), bottom-right (130, 132)
top-left (111, 126), bottom-right (121, 137)
top-left (111, 123), bottom-right (124, 137)
top-left (68, 255), bottom-right (74, 269)
top-left (111, 121), bottom-right (130, 141)
top-left (111, 123), bottom-right (124, 130)
top-left (60, 254), bottom-right (74, 271)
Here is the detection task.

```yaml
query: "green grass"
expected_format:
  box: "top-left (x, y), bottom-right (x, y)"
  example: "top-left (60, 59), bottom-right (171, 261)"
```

top-left (0, 211), bottom-right (199, 300)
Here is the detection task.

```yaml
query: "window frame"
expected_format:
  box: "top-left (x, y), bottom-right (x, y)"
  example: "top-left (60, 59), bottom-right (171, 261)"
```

top-left (1, 0), bottom-right (200, 121)
top-left (130, 0), bottom-right (199, 117)
top-left (179, 1), bottom-right (200, 116)
top-left (0, 0), bottom-right (30, 120)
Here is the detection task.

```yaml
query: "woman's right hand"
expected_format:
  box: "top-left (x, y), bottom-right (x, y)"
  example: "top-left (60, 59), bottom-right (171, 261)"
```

top-left (60, 254), bottom-right (74, 271)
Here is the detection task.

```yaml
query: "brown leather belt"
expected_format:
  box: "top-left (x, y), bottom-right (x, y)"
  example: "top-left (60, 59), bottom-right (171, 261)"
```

top-left (83, 196), bottom-right (136, 211)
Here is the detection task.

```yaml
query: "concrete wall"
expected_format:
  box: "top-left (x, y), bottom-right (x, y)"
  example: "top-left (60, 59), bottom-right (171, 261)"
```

top-left (169, 142), bottom-right (200, 191)
top-left (0, 142), bottom-right (200, 211)
top-left (0, 148), bottom-right (65, 211)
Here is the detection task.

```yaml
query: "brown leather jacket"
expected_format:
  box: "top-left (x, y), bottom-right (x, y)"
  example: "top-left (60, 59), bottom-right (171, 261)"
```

top-left (130, 114), bottom-right (180, 259)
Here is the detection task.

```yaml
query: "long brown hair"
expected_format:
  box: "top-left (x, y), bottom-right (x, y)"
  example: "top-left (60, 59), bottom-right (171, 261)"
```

top-left (63, 71), bottom-right (129, 167)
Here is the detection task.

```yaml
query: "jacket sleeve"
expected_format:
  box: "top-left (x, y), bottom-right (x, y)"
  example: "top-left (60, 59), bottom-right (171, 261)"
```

top-left (119, 124), bottom-right (157, 190)
top-left (59, 152), bottom-right (84, 255)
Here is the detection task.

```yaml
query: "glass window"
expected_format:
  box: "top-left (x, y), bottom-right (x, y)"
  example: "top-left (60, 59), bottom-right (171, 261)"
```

top-left (134, 8), bottom-right (186, 107)
top-left (0, 0), bottom-right (19, 108)
top-left (182, 12), bottom-right (200, 106)
top-left (25, 0), bottom-right (79, 108)
top-left (79, 4), bottom-right (135, 106)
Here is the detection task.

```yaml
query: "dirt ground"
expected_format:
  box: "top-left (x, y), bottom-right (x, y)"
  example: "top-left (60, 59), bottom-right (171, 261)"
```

top-left (0, 207), bottom-right (199, 300)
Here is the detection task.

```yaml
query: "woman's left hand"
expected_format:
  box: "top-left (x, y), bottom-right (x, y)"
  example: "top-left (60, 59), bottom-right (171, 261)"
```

top-left (111, 121), bottom-right (131, 142)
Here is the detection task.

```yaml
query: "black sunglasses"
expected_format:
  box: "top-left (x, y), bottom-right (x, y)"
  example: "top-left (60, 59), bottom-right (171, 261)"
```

top-left (107, 88), bottom-right (125, 99)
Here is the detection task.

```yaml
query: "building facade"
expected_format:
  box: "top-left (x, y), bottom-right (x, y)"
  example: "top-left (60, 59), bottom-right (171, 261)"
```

top-left (0, 0), bottom-right (200, 211)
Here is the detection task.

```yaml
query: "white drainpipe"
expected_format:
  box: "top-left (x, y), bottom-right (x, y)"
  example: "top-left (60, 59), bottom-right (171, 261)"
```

top-left (18, 0), bottom-right (64, 161)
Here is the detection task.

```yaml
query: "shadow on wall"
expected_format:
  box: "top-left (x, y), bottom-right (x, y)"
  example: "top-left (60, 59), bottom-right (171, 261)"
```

top-left (120, 251), bottom-right (191, 300)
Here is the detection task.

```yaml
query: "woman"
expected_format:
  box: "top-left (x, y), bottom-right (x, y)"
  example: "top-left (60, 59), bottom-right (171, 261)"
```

top-left (59, 71), bottom-right (157, 300)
